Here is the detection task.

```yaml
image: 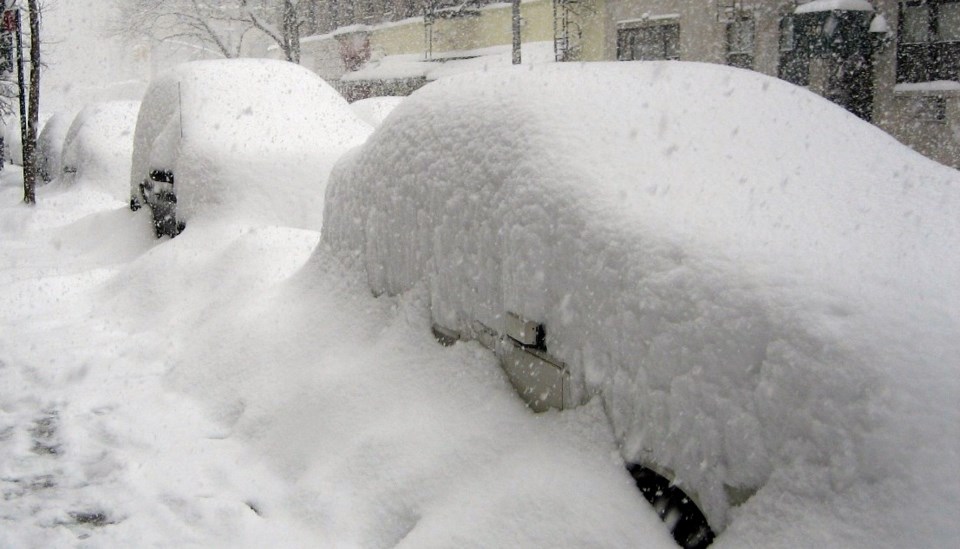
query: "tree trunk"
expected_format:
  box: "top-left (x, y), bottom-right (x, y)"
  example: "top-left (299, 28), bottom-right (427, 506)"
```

top-left (283, 1), bottom-right (301, 63)
top-left (21, 1), bottom-right (39, 205)
top-left (512, 0), bottom-right (521, 65)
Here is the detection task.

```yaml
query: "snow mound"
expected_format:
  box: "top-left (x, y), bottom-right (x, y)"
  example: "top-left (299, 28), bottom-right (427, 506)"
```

top-left (323, 62), bottom-right (960, 545)
top-left (2, 115), bottom-right (23, 165)
top-left (129, 58), bottom-right (371, 230)
top-left (60, 101), bottom-right (141, 200)
top-left (37, 110), bottom-right (78, 183)
top-left (350, 96), bottom-right (405, 128)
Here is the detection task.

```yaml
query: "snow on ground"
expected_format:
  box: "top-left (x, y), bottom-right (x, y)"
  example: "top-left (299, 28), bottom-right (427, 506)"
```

top-left (3, 59), bottom-right (957, 549)
top-left (0, 143), bottom-right (673, 545)
top-left (324, 62), bottom-right (960, 546)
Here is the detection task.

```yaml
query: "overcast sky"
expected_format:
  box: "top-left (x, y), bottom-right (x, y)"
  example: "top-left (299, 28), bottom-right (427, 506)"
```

top-left (40, 0), bottom-right (144, 112)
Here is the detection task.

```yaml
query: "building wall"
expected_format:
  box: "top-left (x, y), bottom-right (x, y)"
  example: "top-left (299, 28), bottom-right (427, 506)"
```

top-left (368, 19), bottom-right (425, 57)
top-left (870, 0), bottom-right (960, 168)
top-left (288, 0), bottom-right (959, 169)
top-left (596, 0), bottom-right (959, 169)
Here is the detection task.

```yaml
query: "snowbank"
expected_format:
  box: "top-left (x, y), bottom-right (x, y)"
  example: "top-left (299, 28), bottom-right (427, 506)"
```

top-left (323, 62), bottom-right (960, 545)
top-left (2, 115), bottom-right (23, 166)
top-left (59, 101), bottom-right (140, 200)
top-left (350, 96), bottom-right (406, 127)
top-left (129, 58), bottom-right (371, 230)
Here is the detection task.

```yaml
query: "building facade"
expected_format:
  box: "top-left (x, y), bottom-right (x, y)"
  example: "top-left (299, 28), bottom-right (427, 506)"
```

top-left (279, 0), bottom-right (960, 169)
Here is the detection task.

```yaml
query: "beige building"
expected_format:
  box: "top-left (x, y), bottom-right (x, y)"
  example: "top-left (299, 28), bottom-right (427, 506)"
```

top-left (280, 0), bottom-right (959, 169)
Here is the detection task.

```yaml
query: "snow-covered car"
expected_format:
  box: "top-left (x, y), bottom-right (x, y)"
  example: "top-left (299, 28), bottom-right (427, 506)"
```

top-left (37, 110), bottom-right (78, 183)
top-left (129, 58), bottom-right (371, 237)
top-left (60, 100), bottom-right (140, 200)
top-left (323, 63), bottom-right (960, 547)
top-left (350, 96), bottom-right (405, 128)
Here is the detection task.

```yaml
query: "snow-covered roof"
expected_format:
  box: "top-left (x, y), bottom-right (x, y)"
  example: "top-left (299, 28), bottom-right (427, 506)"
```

top-left (795, 0), bottom-right (874, 14)
top-left (341, 41), bottom-right (555, 83)
top-left (324, 61), bottom-right (960, 544)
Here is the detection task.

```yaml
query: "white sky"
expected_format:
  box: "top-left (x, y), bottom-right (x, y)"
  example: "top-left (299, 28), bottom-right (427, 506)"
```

top-left (39, 0), bottom-right (145, 112)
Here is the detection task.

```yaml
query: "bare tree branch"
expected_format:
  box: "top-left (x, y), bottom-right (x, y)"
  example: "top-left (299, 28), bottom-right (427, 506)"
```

top-left (110, 0), bottom-right (312, 64)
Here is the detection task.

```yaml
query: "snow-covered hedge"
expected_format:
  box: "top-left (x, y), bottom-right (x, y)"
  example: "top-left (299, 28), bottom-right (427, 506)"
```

top-left (60, 101), bottom-right (141, 200)
top-left (323, 62), bottom-right (960, 543)
top-left (129, 59), bottom-right (371, 230)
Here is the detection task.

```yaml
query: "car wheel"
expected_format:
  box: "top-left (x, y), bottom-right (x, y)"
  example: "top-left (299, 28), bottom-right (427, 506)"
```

top-left (628, 464), bottom-right (715, 549)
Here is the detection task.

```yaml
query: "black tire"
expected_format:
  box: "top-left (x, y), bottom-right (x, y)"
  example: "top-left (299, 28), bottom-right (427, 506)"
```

top-left (627, 464), bottom-right (715, 549)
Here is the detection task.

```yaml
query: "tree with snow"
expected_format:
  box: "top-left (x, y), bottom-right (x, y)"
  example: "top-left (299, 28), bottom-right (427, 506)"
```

top-left (112, 0), bottom-right (315, 63)
top-left (1, 0), bottom-right (43, 203)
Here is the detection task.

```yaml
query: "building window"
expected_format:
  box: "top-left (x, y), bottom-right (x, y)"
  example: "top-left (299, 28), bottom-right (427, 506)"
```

top-left (778, 14), bottom-right (811, 85)
top-left (911, 95), bottom-right (948, 122)
top-left (617, 23), bottom-right (680, 61)
top-left (897, 0), bottom-right (960, 82)
top-left (780, 15), bottom-right (796, 52)
top-left (727, 13), bottom-right (756, 69)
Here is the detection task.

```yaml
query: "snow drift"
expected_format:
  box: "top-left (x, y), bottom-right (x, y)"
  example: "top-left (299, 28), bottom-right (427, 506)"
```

top-left (129, 58), bottom-right (371, 231)
top-left (323, 62), bottom-right (960, 545)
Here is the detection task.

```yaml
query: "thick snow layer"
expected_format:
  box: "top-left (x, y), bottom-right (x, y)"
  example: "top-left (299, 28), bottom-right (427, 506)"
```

top-left (894, 80), bottom-right (960, 93)
top-left (59, 101), bottom-right (140, 201)
top-left (795, 0), bottom-right (874, 14)
top-left (2, 116), bottom-right (24, 166)
top-left (869, 13), bottom-right (890, 34)
top-left (129, 58), bottom-right (371, 230)
top-left (351, 96), bottom-right (406, 127)
top-left (37, 111), bottom-right (79, 183)
top-left (342, 42), bottom-right (555, 83)
top-left (0, 163), bottom-right (675, 547)
top-left (323, 62), bottom-right (960, 545)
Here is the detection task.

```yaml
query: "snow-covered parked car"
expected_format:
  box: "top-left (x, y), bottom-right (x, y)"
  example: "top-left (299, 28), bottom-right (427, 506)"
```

top-left (323, 62), bottom-right (960, 548)
top-left (350, 96), bottom-right (405, 128)
top-left (129, 58), bottom-right (371, 237)
top-left (60, 100), bottom-right (140, 200)
top-left (37, 110), bottom-right (78, 183)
